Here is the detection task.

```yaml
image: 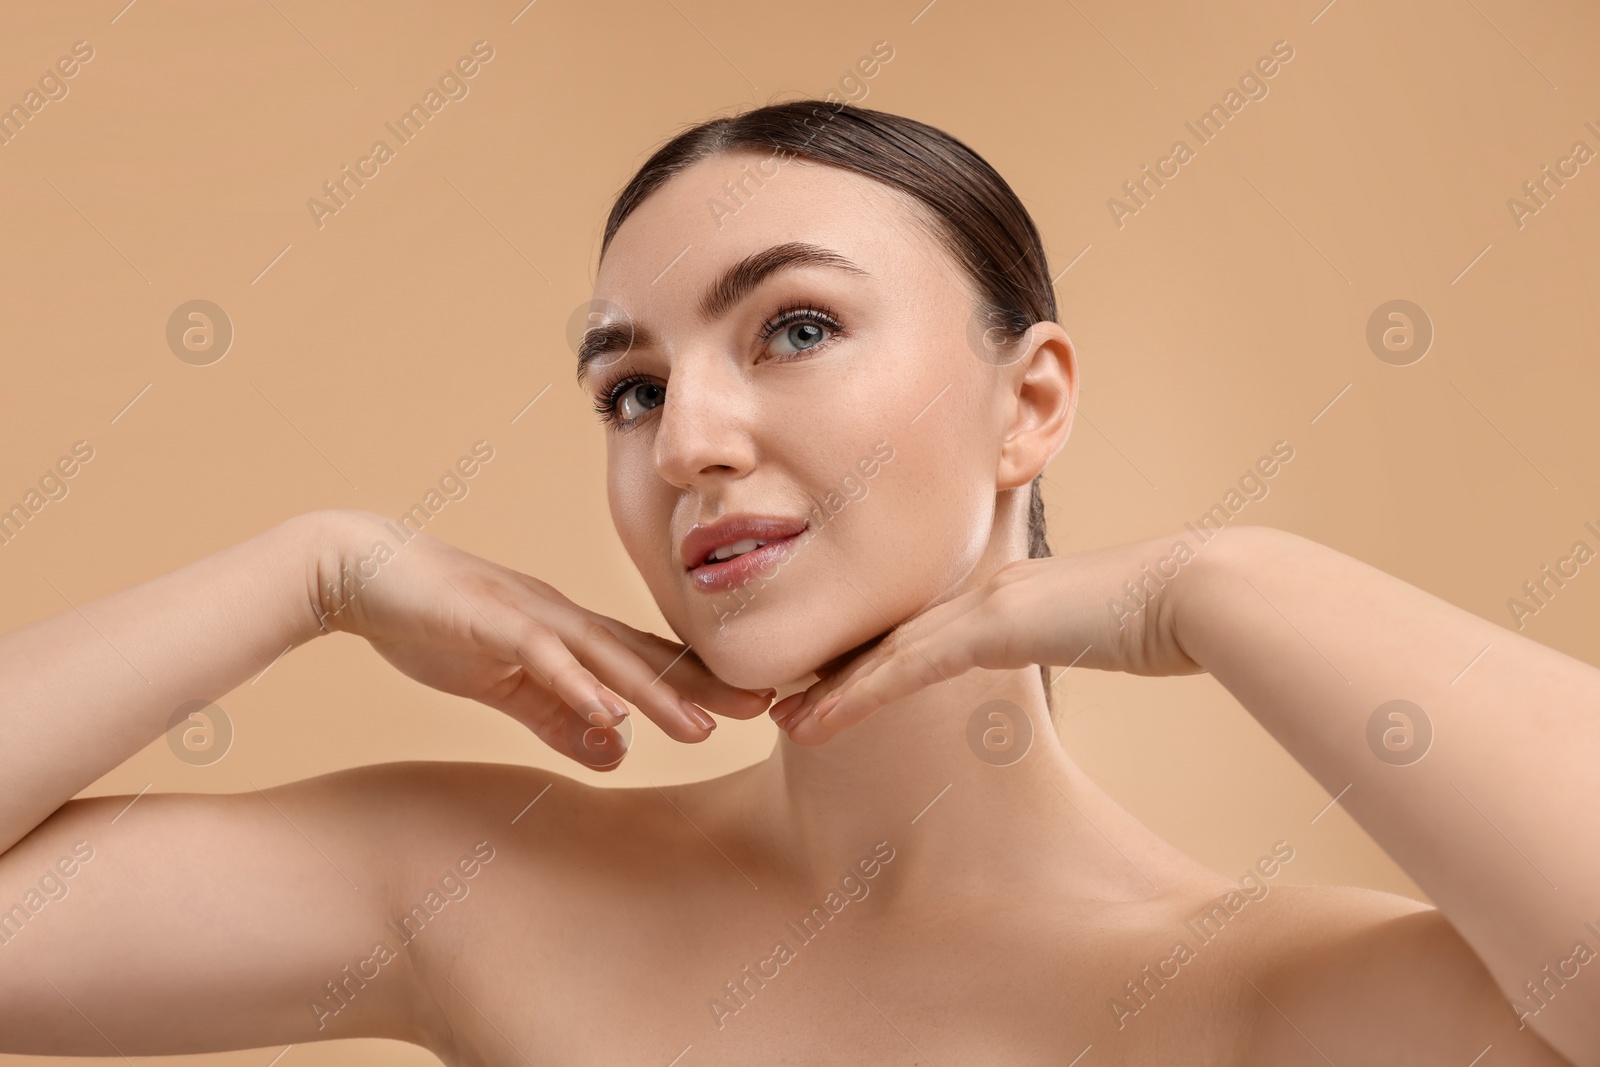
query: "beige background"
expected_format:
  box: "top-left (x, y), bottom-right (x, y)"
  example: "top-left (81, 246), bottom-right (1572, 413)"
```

top-left (2, 0), bottom-right (1597, 1062)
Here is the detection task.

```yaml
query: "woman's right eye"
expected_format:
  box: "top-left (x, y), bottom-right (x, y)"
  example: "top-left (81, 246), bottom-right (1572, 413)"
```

top-left (613, 379), bottom-right (665, 423)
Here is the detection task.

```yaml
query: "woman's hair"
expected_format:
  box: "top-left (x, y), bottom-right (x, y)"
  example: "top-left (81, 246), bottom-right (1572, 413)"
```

top-left (600, 98), bottom-right (1061, 707)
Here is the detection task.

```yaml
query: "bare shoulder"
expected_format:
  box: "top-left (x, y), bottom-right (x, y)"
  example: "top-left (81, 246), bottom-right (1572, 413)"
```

top-left (1232, 882), bottom-right (1572, 1066)
top-left (282, 758), bottom-right (628, 886)
top-left (268, 760), bottom-right (625, 1053)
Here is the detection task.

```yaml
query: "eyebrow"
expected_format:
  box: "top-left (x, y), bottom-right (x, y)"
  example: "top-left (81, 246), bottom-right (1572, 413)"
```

top-left (575, 241), bottom-right (869, 383)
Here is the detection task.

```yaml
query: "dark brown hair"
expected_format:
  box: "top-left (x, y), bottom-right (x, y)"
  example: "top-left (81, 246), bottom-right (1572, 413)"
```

top-left (600, 99), bottom-right (1060, 702)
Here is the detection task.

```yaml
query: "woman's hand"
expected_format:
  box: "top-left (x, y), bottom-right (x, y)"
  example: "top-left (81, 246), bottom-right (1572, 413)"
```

top-left (771, 533), bottom-right (1212, 744)
top-left (312, 509), bottom-right (774, 768)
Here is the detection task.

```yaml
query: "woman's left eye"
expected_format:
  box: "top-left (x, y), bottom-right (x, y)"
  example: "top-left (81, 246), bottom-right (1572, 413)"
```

top-left (759, 305), bottom-right (843, 360)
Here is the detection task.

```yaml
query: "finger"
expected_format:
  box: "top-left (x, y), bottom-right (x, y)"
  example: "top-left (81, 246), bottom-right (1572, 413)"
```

top-left (561, 618), bottom-right (722, 743)
top-left (489, 668), bottom-right (629, 771)
top-left (457, 598), bottom-right (643, 739)
top-left (771, 584), bottom-right (992, 735)
top-left (447, 580), bottom-right (630, 728)
top-left (506, 569), bottom-right (773, 718)
top-left (791, 627), bottom-right (978, 743)
top-left (769, 690), bottom-right (809, 726)
top-left (476, 589), bottom-right (709, 741)
top-left (602, 624), bottom-right (775, 719)
top-left (773, 619), bottom-right (928, 732)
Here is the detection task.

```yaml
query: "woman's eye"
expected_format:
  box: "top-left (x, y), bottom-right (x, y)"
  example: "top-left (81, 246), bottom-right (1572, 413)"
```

top-left (615, 380), bottom-right (665, 422)
top-left (769, 320), bottom-right (829, 357)
top-left (761, 308), bottom-right (841, 360)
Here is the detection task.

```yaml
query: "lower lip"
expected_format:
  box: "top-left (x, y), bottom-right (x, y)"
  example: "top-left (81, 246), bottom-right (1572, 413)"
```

top-left (689, 532), bottom-right (805, 593)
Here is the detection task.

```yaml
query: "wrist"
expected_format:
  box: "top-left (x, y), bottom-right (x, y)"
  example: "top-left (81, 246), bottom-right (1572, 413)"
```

top-left (1168, 523), bottom-right (1285, 666)
top-left (294, 508), bottom-right (415, 637)
top-left (277, 508), bottom-right (381, 641)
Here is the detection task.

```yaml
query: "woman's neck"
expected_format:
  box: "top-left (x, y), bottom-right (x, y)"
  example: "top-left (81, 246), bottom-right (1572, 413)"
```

top-left (747, 664), bottom-right (1195, 904)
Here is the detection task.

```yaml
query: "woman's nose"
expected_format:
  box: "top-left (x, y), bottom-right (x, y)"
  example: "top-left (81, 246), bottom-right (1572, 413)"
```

top-left (652, 366), bottom-right (757, 489)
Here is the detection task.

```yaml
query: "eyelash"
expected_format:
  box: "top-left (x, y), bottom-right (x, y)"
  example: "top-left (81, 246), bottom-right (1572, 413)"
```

top-left (592, 302), bottom-right (845, 427)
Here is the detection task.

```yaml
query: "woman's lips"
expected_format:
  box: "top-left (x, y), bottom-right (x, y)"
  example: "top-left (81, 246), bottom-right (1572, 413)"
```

top-left (687, 531), bottom-right (805, 592)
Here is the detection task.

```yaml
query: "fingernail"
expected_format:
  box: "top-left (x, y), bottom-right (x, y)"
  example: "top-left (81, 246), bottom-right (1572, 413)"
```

top-left (814, 693), bottom-right (843, 722)
top-left (770, 693), bottom-right (804, 723)
top-left (589, 691), bottom-right (629, 726)
top-left (785, 699), bottom-right (824, 731)
top-left (684, 700), bottom-right (716, 731)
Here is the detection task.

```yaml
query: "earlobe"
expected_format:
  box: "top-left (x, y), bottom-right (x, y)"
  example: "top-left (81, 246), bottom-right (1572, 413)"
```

top-left (996, 323), bottom-right (1077, 490)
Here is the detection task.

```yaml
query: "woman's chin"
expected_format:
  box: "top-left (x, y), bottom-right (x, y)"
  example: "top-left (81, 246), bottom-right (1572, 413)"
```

top-left (698, 650), bottom-right (816, 693)
top-left (691, 625), bottom-right (890, 693)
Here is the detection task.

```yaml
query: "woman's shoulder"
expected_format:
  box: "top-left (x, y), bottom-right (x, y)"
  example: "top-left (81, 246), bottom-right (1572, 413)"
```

top-left (1218, 882), bottom-right (1572, 1065)
top-left (291, 757), bottom-right (641, 828)
top-left (290, 758), bottom-right (719, 862)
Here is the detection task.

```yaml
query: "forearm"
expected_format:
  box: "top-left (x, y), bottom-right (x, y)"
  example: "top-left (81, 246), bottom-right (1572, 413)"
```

top-left (0, 512), bottom-right (334, 855)
top-left (1175, 525), bottom-right (1600, 1051)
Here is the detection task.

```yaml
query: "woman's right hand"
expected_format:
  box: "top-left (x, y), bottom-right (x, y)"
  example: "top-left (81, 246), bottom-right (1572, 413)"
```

top-left (310, 509), bottom-right (773, 768)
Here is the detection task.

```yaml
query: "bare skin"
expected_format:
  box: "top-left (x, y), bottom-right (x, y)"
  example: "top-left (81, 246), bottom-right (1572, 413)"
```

top-left (1, 149), bottom-right (1595, 1065)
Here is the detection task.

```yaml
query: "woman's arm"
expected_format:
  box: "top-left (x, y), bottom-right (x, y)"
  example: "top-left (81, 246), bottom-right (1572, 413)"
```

top-left (0, 512), bottom-right (327, 856)
top-left (1171, 525), bottom-right (1600, 1061)
top-left (0, 509), bottom-right (769, 1054)
top-left (0, 763), bottom-right (458, 1053)
top-left (775, 524), bottom-right (1600, 1062)
top-left (0, 512), bottom-right (444, 1052)
top-left (1, 507), bottom-right (767, 858)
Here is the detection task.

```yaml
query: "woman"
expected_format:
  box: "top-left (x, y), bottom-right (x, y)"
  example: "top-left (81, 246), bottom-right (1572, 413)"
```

top-left (1, 100), bottom-right (1594, 1065)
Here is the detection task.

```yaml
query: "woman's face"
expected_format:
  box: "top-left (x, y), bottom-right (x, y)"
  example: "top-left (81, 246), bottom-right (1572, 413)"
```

top-left (584, 150), bottom-right (1015, 690)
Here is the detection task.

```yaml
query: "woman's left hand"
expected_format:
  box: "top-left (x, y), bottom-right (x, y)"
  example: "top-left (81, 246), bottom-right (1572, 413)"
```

top-left (772, 533), bottom-right (1213, 744)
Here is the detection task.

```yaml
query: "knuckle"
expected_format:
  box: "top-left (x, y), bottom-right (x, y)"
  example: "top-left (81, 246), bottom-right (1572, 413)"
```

top-left (579, 618), bottom-right (618, 647)
top-left (520, 573), bottom-right (562, 602)
top-left (512, 616), bottom-right (558, 652)
top-left (548, 663), bottom-right (593, 698)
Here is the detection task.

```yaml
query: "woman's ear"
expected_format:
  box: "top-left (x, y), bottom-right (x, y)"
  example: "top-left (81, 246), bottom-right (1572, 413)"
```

top-left (996, 322), bottom-right (1077, 491)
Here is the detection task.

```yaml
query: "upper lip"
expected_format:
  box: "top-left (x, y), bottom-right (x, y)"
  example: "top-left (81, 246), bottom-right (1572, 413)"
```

top-left (680, 514), bottom-right (809, 570)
